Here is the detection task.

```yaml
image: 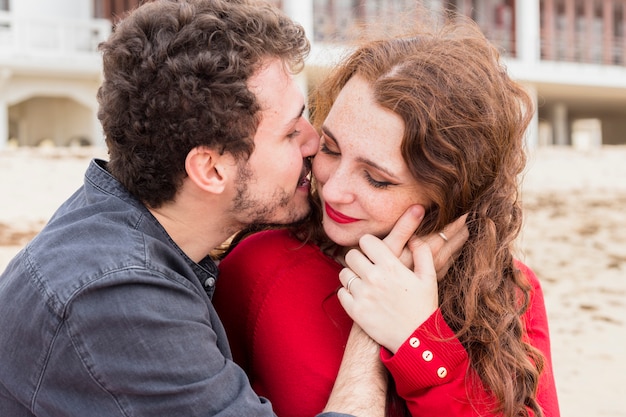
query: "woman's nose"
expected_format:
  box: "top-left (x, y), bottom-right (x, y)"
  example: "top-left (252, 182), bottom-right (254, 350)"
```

top-left (319, 163), bottom-right (355, 205)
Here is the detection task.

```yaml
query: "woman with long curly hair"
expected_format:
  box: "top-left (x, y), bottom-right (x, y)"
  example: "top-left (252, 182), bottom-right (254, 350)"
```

top-left (213, 15), bottom-right (560, 417)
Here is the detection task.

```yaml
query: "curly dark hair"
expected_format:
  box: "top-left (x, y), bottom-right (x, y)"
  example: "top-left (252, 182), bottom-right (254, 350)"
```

top-left (97, 0), bottom-right (309, 207)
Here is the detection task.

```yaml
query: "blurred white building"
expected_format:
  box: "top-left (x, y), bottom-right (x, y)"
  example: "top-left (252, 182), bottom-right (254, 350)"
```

top-left (0, 0), bottom-right (113, 148)
top-left (0, 0), bottom-right (624, 149)
top-left (284, 0), bottom-right (626, 148)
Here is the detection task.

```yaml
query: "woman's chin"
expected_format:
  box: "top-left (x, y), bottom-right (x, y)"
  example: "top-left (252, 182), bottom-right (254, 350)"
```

top-left (324, 229), bottom-right (359, 248)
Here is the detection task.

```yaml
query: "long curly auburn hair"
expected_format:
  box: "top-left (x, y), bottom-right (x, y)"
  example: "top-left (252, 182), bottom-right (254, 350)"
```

top-left (294, 16), bottom-right (545, 417)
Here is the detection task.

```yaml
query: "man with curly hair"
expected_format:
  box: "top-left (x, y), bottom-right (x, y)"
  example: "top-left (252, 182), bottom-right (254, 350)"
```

top-left (0, 1), bottom-right (389, 415)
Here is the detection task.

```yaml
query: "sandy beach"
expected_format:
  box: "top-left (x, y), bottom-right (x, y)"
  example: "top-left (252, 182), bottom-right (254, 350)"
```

top-left (1, 145), bottom-right (625, 416)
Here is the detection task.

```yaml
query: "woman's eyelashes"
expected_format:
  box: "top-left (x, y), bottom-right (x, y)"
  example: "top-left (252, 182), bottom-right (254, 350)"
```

top-left (319, 141), bottom-right (339, 156)
top-left (319, 138), bottom-right (394, 190)
top-left (365, 172), bottom-right (392, 189)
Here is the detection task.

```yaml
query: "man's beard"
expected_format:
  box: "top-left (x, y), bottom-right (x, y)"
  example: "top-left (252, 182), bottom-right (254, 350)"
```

top-left (231, 162), bottom-right (309, 226)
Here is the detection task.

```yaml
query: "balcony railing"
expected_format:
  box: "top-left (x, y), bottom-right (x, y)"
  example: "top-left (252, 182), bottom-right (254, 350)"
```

top-left (311, 0), bottom-right (517, 58)
top-left (0, 11), bottom-right (111, 58)
top-left (313, 0), bottom-right (420, 43)
top-left (310, 0), bottom-right (626, 66)
top-left (541, 29), bottom-right (626, 65)
top-left (540, 0), bottom-right (626, 66)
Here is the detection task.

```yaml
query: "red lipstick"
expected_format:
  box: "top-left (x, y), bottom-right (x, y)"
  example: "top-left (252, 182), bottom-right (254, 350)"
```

top-left (325, 203), bottom-right (359, 224)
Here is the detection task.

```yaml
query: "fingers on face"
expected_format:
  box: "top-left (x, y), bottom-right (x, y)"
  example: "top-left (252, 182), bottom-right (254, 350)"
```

top-left (429, 213), bottom-right (468, 248)
top-left (416, 213), bottom-right (469, 274)
top-left (398, 246), bottom-right (414, 269)
top-left (442, 214), bottom-right (469, 255)
top-left (381, 205), bottom-right (425, 257)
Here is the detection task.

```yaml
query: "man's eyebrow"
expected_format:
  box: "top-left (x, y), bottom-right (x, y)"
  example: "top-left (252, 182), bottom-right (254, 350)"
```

top-left (321, 125), bottom-right (400, 181)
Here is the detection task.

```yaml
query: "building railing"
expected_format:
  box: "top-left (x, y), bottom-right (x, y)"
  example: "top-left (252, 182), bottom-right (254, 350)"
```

top-left (0, 11), bottom-right (111, 57)
top-left (541, 29), bottom-right (626, 66)
top-left (309, 0), bottom-right (626, 67)
top-left (313, 0), bottom-right (420, 43)
top-left (540, 0), bottom-right (626, 66)
top-left (310, 0), bottom-right (518, 58)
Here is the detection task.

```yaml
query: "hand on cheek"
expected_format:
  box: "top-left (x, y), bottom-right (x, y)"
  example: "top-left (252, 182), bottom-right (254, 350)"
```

top-left (337, 205), bottom-right (435, 353)
top-left (337, 208), bottom-right (469, 354)
top-left (339, 236), bottom-right (438, 354)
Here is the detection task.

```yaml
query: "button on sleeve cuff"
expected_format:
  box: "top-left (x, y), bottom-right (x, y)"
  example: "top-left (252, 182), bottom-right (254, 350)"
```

top-left (380, 309), bottom-right (469, 393)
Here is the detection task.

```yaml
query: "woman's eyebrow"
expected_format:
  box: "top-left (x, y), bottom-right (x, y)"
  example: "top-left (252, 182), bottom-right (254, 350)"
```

top-left (321, 125), bottom-right (338, 143)
top-left (321, 125), bottom-right (400, 181)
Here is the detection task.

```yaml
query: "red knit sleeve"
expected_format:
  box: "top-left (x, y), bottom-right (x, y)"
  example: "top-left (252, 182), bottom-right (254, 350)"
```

top-left (381, 309), bottom-right (493, 415)
top-left (381, 262), bottom-right (560, 417)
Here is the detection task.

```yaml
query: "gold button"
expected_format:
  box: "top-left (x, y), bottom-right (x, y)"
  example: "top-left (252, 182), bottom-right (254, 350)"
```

top-left (422, 350), bottom-right (433, 361)
top-left (437, 367), bottom-right (448, 378)
top-left (409, 337), bottom-right (420, 348)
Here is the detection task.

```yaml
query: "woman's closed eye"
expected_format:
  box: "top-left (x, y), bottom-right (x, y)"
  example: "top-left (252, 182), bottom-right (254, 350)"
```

top-left (319, 132), bottom-right (397, 190)
top-left (320, 138), bottom-right (395, 189)
top-left (320, 141), bottom-right (340, 156)
top-left (364, 171), bottom-right (393, 189)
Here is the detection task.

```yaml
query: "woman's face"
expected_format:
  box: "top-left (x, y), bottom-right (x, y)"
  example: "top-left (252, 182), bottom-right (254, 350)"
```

top-left (313, 75), bottom-right (430, 247)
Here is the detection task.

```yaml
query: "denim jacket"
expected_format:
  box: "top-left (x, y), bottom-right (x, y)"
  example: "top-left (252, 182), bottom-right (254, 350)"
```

top-left (0, 159), bottom-right (350, 417)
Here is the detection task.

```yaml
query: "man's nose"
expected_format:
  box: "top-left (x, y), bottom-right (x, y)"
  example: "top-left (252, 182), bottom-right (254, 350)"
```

top-left (299, 119), bottom-right (319, 157)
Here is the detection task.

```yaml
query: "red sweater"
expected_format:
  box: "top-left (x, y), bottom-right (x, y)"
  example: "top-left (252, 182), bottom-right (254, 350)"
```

top-left (213, 230), bottom-right (560, 417)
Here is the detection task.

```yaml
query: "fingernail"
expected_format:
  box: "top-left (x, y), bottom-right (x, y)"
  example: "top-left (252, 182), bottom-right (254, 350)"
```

top-left (411, 205), bottom-right (425, 219)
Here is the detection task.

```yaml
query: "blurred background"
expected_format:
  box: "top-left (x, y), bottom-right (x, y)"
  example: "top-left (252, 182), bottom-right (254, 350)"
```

top-left (0, 1), bottom-right (625, 416)
top-left (0, 0), bottom-right (625, 150)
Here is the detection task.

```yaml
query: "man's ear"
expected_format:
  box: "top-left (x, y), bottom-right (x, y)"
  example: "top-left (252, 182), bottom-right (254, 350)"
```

top-left (185, 147), bottom-right (235, 194)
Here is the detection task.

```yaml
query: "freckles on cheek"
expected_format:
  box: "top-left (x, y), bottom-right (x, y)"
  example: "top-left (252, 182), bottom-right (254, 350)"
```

top-left (311, 160), bottom-right (327, 184)
top-left (373, 201), bottom-right (406, 225)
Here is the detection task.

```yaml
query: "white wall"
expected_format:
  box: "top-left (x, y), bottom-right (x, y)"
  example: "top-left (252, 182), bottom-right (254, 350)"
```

top-left (9, 97), bottom-right (93, 146)
top-left (11, 0), bottom-right (93, 19)
top-left (0, 72), bottom-right (102, 148)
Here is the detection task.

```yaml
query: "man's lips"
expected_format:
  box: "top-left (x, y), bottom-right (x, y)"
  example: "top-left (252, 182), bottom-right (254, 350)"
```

top-left (298, 157), bottom-right (312, 188)
top-left (325, 203), bottom-right (359, 224)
